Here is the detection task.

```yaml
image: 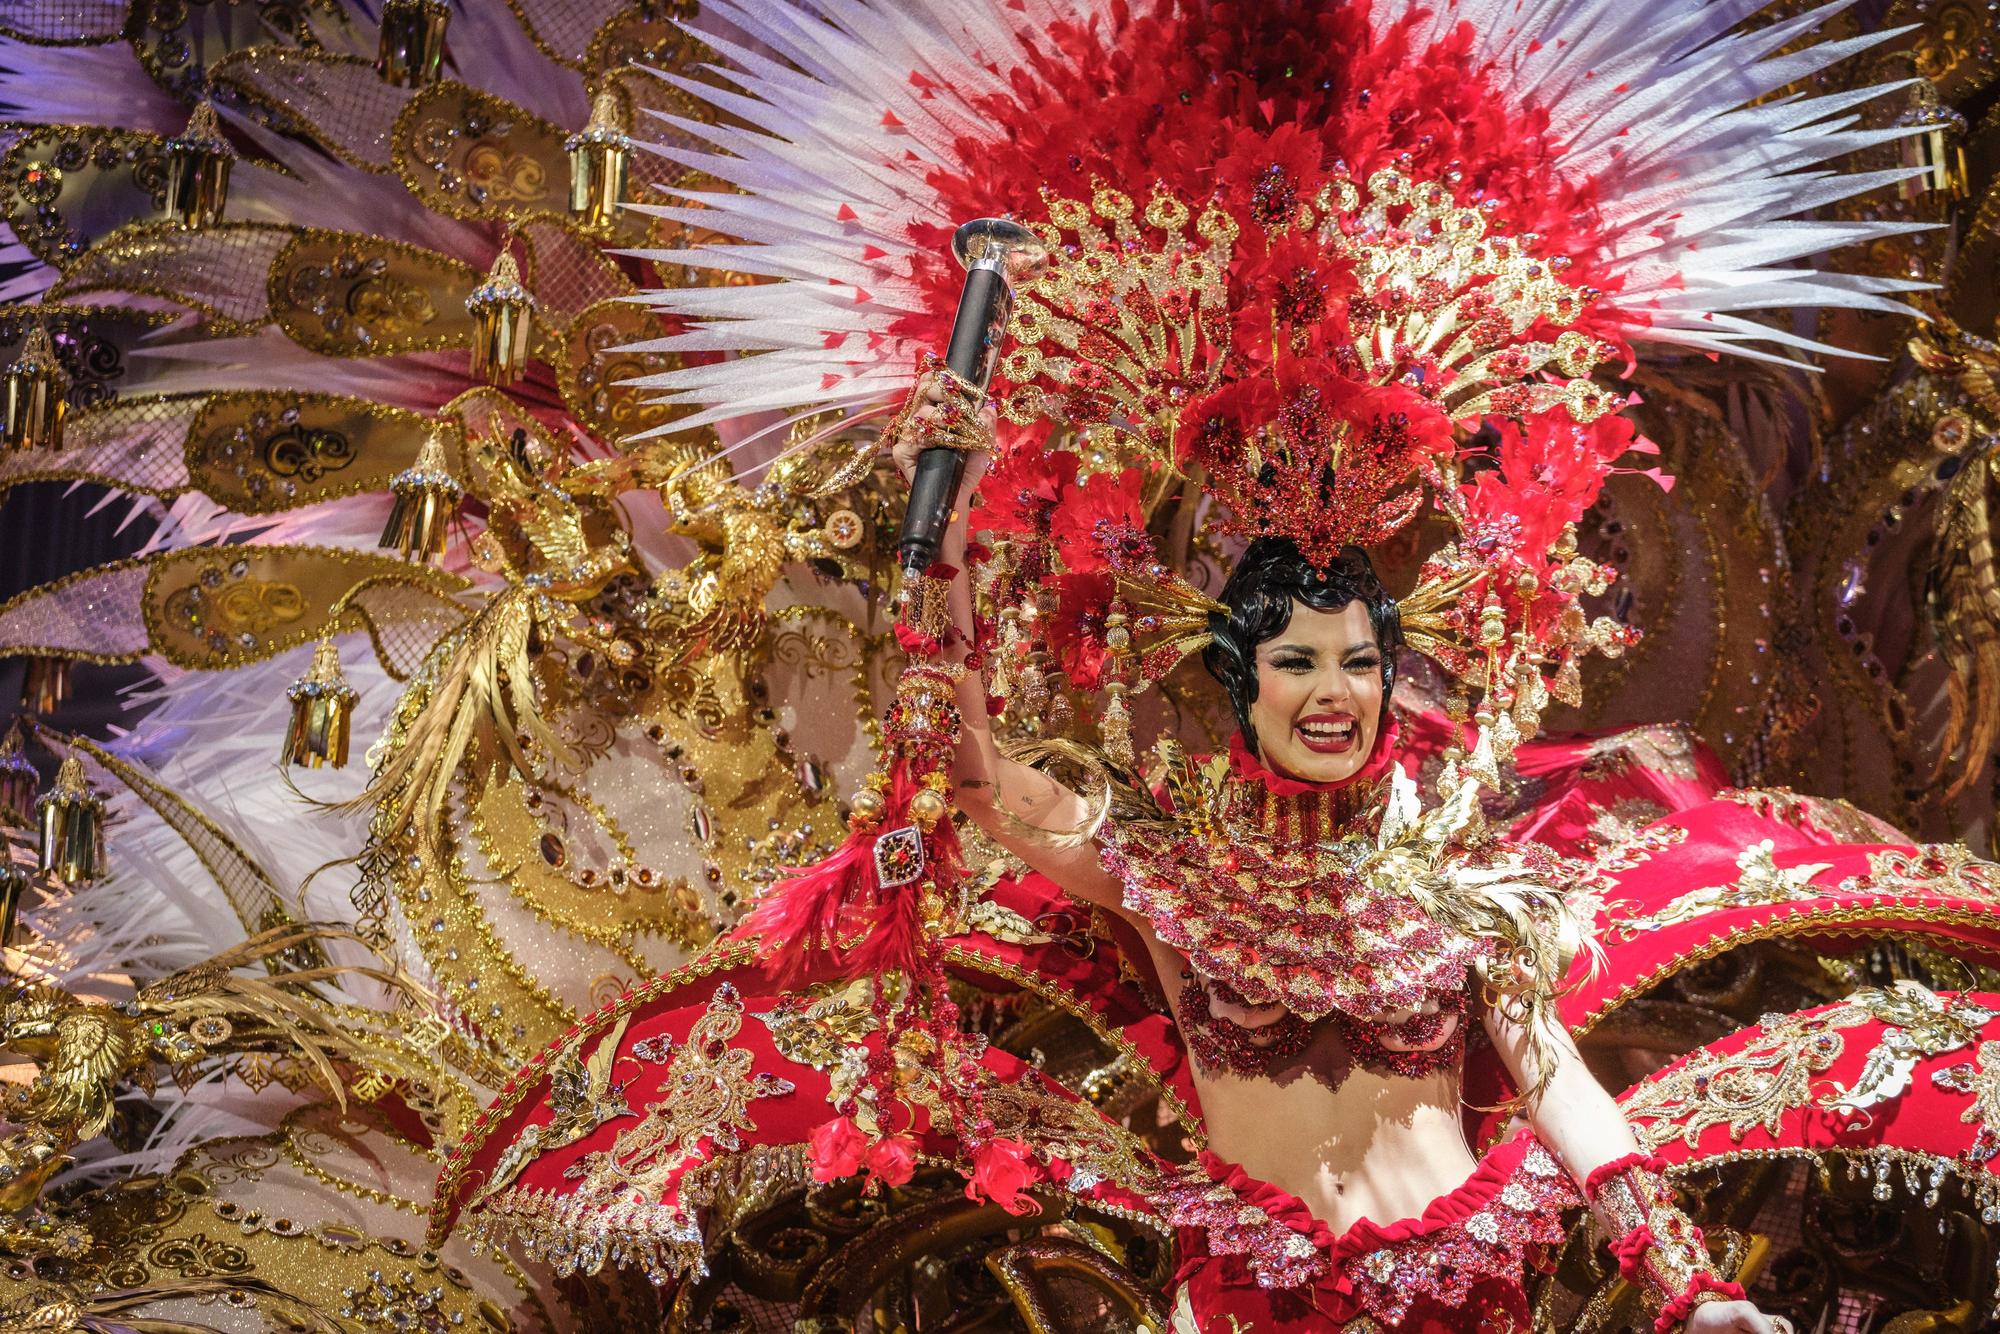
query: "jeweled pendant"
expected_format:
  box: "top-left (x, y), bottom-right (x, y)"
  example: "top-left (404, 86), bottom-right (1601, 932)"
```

top-left (2, 326), bottom-right (68, 452)
top-left (281, 641), bottom-right (359, 770)
top-left (379, 428), bottom-right (463, 563)
top-left (20, 657), bottom-right (70, 714)
top-left (567, 91), bottom-right (634, 232)
top-left (164, 101), bottom-right (233, 228)
top-left (0, 726), bottom-right (35, 827)
top-left (466, 250), bottom-right (533, 386)
top-left (377, 0), bottom-right (449, 88)
top-left (36, 756), bottom-right (104, 886)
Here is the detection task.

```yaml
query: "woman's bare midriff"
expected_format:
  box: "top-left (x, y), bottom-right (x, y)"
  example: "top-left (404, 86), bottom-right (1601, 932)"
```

top-left (1148, 935), bottom-right (1480, 1237)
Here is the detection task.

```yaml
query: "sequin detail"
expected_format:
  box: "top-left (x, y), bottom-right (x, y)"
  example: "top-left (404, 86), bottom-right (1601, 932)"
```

top-left (1337, 1142), bottom-right (1581, 1326)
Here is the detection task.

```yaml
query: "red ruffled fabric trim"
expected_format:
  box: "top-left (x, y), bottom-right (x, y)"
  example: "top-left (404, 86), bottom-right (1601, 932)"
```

top-left (1172, 1129), bottom-right (1583, 1327)
top-left (1226, 714), bottom-right (1404, 795)
top-left (1612, 1222), bottom-right (1659, 1280)
top-left (1655, 1272), bottom-right (1747, 1332)
top-left (1584, 1151), bottom-right (1666, 1198)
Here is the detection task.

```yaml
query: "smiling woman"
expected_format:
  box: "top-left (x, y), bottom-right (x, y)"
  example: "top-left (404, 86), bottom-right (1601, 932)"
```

top-left (1202, 539), bottom-right (1401, 785)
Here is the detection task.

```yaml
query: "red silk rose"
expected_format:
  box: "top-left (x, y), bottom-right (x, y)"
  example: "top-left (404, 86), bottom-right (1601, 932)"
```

top-left (966, 1137), bottom-right (1042, 1215)
top-left (864, 1134), bottom-right (918, 1187)
top-left (807, 1115), bottom-right (867, 1183)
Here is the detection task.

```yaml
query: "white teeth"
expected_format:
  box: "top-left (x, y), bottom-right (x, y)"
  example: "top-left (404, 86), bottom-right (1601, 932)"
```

top-left (1298, 722), bottom-right (1354, 740)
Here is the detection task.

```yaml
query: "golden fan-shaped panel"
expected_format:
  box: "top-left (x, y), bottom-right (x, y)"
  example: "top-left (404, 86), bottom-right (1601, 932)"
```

top-left (186, 391), bottom-right (451, 514)
top-left (269, 230), bottom-right (478, 357)
top-left (392, 83), bottom-right (570, 224)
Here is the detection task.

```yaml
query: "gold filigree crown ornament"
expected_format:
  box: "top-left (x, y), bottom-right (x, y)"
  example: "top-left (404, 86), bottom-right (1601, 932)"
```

top-left (976, 169), bottom-right (1637, 772)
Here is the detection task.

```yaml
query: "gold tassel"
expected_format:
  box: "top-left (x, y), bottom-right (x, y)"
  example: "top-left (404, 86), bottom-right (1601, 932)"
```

top-left (3, 325), bottom-right (68, 452)
top-left (379, 428), bottom-right (463, 563)
top-left (376, 0), bottom-right (449, 88)
top-left (0, 724), bottom-right (35, 827)
top-left (1098, 600), bottom-right (1137, 769)
top-left (567, 91), bottom-right (633, 232)
top-left (163, 101), bottom-right (233, 228)
top-left (20, 657), bottom-right (71, 714)
top-left (1100, 683), bottom-right (1135, 771)
top-left (36, 756), bottom-right (103, 886)
top-left (1896, 82), bottom-right (1969, 203)
top-left (0, 858), bottom-right (28, 947)
top-left (282, 641), bottom-right (359, 770)
top-left (466, 250), bottom-right (534, 386)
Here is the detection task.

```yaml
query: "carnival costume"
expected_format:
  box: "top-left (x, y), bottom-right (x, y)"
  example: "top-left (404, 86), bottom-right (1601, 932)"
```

top-left (0, 1), bottom-right (1998, 1332)
top-left (419, 1), bottom-right (1995, 1329)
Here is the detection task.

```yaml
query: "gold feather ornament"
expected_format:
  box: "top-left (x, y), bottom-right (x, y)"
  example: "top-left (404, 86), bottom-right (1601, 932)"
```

top-left (567, 91), bottom-right (634, 233)
top-left (357, 585), bottom-right (573, 865)
top-left (467, 250), bottom-right (534, 388)
top-left (162, 100), bottom-right (232, 229)
top-left (0, 725), bottom-right (35, 827)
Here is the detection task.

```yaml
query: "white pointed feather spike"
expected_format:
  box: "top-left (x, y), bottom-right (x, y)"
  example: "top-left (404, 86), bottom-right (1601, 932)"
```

top-left (631, 0), bottom-right (1931, 434)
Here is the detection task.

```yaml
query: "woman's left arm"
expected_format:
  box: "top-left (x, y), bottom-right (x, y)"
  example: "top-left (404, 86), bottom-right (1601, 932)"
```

top-left (1484, 1005), bottom-right (1791, 1334)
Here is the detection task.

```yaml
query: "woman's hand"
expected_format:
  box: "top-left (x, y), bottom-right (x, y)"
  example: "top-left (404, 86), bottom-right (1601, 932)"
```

top-left (887, 370), bottom-right (995, 496)
top-left (1685, 1301), bottom-right (1792, 1333)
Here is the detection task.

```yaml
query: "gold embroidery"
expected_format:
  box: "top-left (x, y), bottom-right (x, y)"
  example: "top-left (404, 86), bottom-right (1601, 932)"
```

top-left (561, 983), bottom-right (794, 1204)
top-left (1603, 839), bottom-right (1833, 942)
top-left (1623, 984), bottom-right (1994, 1149)
top-left (468, 1014), bottom-right (634, 1210)
top-left (1841, 844), bottom-right (2000, 903)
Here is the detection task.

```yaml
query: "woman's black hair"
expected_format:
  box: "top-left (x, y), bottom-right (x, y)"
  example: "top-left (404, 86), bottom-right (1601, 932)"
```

top-left (1201, 537), bottom-right (1402, 751)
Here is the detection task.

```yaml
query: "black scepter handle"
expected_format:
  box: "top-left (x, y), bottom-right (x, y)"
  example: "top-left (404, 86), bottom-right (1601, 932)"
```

top-left (895, 218), bottom-right (1047, 577)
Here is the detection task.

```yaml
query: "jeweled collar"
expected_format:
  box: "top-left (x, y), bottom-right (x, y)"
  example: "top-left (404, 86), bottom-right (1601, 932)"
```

top-left (1221, 717), bottom-right (1402, 846)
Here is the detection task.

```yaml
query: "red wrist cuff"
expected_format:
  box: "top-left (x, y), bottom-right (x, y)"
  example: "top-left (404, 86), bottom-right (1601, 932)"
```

top-left (1653, 1272), bottom-right (1746, 1332)
top-left (1585, 1152), bottom-right (1666, 1198)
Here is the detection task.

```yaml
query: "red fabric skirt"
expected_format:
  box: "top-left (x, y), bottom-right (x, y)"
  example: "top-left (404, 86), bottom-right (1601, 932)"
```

top-left (1168, 1131), bottom-right (1581, 1332)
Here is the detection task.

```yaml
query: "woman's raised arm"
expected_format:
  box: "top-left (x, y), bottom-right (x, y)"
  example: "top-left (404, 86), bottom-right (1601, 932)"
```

top-left (889, 374), bottom-right (1128, 916)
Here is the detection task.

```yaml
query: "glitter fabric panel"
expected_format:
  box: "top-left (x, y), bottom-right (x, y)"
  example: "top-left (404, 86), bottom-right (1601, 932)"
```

top-left (1169, 1131), bottom-right (1582, 1331)
top-left (0, 563), bottom-right (151, 658)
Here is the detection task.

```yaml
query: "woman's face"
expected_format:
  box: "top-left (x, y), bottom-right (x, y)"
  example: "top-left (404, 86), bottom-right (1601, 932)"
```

top-left (1248, 599), bottom-right (1385, 784)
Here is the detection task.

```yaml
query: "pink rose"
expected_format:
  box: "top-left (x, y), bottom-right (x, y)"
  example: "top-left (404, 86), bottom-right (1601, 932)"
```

top-left (966, 1137), bottom-right (1041, 1215)
top-left (807, 1116), bottom-right (866, 1183)
top-left (864, 1134), bottom-right (918, 1187)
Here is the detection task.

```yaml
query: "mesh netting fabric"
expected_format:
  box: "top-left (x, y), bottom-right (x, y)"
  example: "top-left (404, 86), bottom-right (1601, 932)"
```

top-left (0, 2), bottom-right (124, 42)
top-left (54, 227), bottom-right (290, 330)
top-left (351, 580), bottom-right (467, 679)
top-left (510, 0), bottom-right (626, 65)
top-left (0, 395), bottom-right (200, 497)
top-left (218, 51), bottom-right (411, 171)
top-left (522, 220), bottom-right (627, 327)
top-left (0, 562), bottom-right (150, 657)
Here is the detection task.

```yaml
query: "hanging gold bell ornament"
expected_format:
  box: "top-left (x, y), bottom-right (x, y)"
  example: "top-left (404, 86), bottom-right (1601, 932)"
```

top-left (281, 640), bottom-right (359, 770)
top-left (19, 658), bottom-right (71, 715)
top-left (1896, 82), bottom-right (1969, 203)
top-left (0, 726), bottom-right (34, 827)
top-left (376, 0), bottom-right (449, 88)
top-left (36, 756), bottom-right (103, 886)
top-left (379, 429), bottom-right (462, 562)
top-left (3, 324), bottom-right (68, 453)
top-left (163, 100), bottom-right (233, 228)
top-left (567, 91), bottom-right (634, 232)
top-left (466, 250), bottom-right (534, 387)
